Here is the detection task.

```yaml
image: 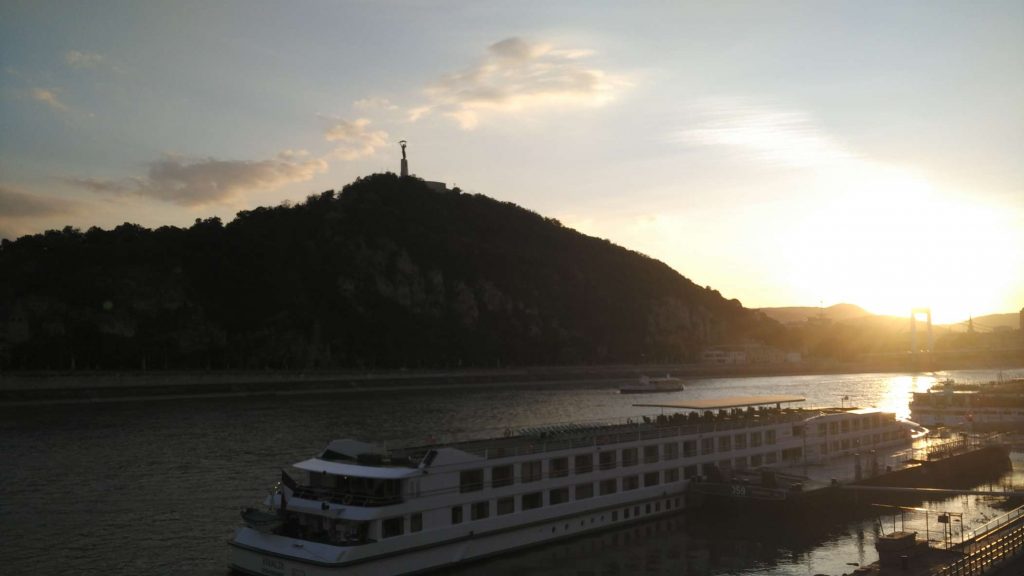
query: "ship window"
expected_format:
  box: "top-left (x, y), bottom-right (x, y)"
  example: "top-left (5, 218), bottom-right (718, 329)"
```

top-left (549, 457), bottom-right (569, 478)
top-left (663, 442), bottom-right (679, 460)
top-left (718, 436), bottom-right (731, 452)
top-left (382, 517), bottom-right (404, 538)
top-left (765, 430), bottom-right (777, 445)
top-left (460, 469), bottom-right (484, 493)
top-left (665, 468), bottom-right (680, 483)
top-left (751, 431), bottom-right (763, 447)
top-left (683, 465), bottom-right (698, 479)
top-left (644, 445), bottom-right (659, 464)
top-left (497, 497), bottom-right (515, 515)
top-left (599, 451), bottom-right (617, 470)
top-left (853, 418), bottom-right (862, 431)
top-left (734, 433), bottom-right (747, 449)
top-left (492, 465), bottom-right (513, 488)
top-left (734, 457), bottom-right (747, 470)
top-left (575, 482), bottom-right (594, 500)
top-left (600, 478), bottom-right (618, 495)
top-left (522, 460), bottom-right (542, 483)
top-left (681, 440), bottom-right (696, 457)
top-left (817, 423), bottom-right (827, 435)
top-left (644, 471), bottom-right (659, 487)
top-left (766, 453), bottom-right (777, 464)
top-left (841, 420), bottom-right (850, 433)
top-left (549, 487), bottom-right (570, 505)
top-left (521, 492), bottom-right (543, 510)
top-left (622, 475), bottom-right (640, 491)
top-left (645, 503), bottom-right (652, 514)
top-left (701, 438), bottom-right (714, 455)
top-left (471, 501), bottom-right (490, 520)
top-left (624, 507), bottom-right (630, 519)
top-left (829, 422), bottom-right (839, 435)
top-left (451, 505), bottom-right (463, 525)
top-left (612, 511), bottom-right (619, 521)
top-left (751, 454), bottom-right (763, 467)
top-left (622, 448), bottom-right (638, 467)
top-left (410, 513), bottom-right (422, 533)
top-left (574, 454), bottom-right (593, 474)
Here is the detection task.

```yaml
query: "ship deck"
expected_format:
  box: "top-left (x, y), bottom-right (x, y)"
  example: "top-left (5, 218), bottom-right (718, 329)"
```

top-left (391, 406), bottom-right (817, 462)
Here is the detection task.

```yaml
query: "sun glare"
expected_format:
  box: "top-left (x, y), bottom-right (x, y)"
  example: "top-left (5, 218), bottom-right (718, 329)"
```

top-left (777, 164), bottom-right (1012, 324)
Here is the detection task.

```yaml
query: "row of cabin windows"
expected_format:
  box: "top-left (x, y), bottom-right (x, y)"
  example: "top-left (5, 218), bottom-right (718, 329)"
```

top-left (451, 469), bottom-right (686, 526)
top-left (817, 431), bottom-right (903, 454)
top-left (388, 496), bottom-right (687, 540)
top-left (460, 435), bottom-right (781, 492)
top-left (814, 415), bottom-right (893, 436)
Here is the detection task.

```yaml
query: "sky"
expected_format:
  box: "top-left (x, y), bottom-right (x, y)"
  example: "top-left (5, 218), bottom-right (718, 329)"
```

top-left (2, 1), bottom-right (1022, 323)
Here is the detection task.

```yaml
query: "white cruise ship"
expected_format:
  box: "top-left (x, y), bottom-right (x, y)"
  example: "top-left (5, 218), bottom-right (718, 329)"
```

top-left (910, 378), bottom-right (1024, 430)
top-left (228, 395), bottom-right (916, 576)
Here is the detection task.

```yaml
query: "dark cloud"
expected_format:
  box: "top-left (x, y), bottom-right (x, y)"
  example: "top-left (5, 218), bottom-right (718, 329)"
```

top-left (68, 152), bottom-right (328, 207)
top-left (0, 185), bottom-right (78, 217)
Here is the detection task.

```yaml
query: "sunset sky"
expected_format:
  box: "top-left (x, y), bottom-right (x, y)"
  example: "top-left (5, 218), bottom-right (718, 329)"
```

top-left (2, 1), bottom-right (1021, 323)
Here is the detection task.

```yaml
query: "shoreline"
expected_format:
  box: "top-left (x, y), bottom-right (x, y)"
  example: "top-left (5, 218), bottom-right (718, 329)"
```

top-left (2, 358), bottom-right (1022, 406)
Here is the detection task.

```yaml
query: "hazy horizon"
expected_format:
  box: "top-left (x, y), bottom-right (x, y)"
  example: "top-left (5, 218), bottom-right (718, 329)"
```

top-left (3, 1), bottom-right (1022, 323)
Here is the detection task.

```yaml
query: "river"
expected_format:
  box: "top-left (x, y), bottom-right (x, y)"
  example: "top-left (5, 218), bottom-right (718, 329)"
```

top-left (2, 368), bottom-right (1022, 575)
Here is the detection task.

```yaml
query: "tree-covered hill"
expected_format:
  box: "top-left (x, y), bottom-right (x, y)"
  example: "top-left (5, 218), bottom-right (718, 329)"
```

top-left (0, 174), bottom-right (787, 370)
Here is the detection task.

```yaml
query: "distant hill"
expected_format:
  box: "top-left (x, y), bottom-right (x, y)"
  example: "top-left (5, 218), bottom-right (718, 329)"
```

top-left (761, 305), bottom-right (1020, 333)
top-left (0, 173), bottom-right (787, 370)
top-left (758, 303), bottom-right (871, 325)
top-left (951, 313), bottom-right (1020, 331)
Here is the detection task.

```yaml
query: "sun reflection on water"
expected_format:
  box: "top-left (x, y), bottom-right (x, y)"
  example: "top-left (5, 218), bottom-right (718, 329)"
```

top-left (878, 374), bottom-right (939, 421)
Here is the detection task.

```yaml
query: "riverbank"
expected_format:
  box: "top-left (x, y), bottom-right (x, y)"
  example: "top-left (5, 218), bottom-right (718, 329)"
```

top-left (2, 359), bottom-right (1022, 405)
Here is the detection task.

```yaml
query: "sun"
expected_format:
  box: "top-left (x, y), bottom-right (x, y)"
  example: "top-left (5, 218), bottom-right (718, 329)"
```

top-left (777, 164), bottom-right (1014, 324)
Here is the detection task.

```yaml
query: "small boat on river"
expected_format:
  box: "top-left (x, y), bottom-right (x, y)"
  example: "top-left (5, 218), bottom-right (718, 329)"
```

top-left (620, 374), bottom-right (684, 394)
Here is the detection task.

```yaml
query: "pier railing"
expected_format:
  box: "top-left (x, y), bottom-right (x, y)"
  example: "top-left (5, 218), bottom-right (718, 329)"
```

top-left (933, 522), bottom-right (1024, 576)
top-left (960, 504), bottom-right (1024, 549)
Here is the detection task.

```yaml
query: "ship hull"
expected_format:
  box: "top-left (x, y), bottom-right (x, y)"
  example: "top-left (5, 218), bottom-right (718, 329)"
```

top-left (229, 492), bottom-right (685, 576)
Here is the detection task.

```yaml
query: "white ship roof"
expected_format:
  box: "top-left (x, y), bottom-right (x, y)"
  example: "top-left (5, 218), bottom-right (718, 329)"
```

top-left (633, 395), bottom-right (806, 411)
top-left (293, 458), bottom-right (422, 479)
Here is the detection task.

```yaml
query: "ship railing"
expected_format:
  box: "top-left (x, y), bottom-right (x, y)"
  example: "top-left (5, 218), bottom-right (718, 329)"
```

top-left (450, 410), bottom-right (816, 460)
top-left (291, 485), bottom-right (402, 507)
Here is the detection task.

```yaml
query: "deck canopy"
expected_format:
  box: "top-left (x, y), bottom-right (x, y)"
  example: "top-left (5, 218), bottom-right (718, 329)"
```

top-left (293, 458), bottom-right (422, 480)
top-left (633, 395), bottom-right (806, 411)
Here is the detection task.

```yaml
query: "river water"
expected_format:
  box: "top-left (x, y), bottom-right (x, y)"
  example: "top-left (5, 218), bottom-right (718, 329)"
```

top-left (2, 368), bottom-right (1023, 576)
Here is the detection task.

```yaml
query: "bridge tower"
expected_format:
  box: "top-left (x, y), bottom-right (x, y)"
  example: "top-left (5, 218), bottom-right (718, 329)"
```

top-left (910, 308), bottom-right (933, 353)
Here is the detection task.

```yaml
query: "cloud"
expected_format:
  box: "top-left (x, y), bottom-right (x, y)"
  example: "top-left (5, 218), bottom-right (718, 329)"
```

top-left (32, 88), bottom-right (68, 112)
top-left (65, 50), bottom-right (103, 68)
top-left (69, 152), bottom-right (328, 207)
top-left (0, 185), bottom-right (79, 218)
top-left (324, 118), bottom-right (389, 160)
top-left (674, 102), bottom-right (852, 168)
top-left (0, 184), bottom-right (82, 241)
top-left (353, 97), bottom-right (398, 111)
top-left (412, 37), bottom-right (627, 129)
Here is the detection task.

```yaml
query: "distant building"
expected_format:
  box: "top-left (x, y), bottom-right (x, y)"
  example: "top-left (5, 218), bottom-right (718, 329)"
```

top-left (701, 343), bottom-right (800, 365)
